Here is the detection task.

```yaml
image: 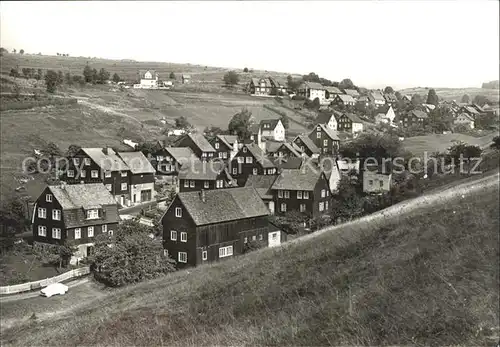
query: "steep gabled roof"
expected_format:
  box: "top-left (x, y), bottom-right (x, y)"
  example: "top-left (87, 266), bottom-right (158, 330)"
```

top-left (311, 124), bottom-right (340, 141)
top-left (276, 143), bottom-right (302, 158)
top-left (271, 168), bottom-right (325, 191)
top-left (164, 147), bottom-right (198, 164)
top-left (216, 135), bottom-right (238, 149)
top-left (178, 160), bottom-right (230, 181)
top-left (316, 112), bottom-right (336, 125)
top-left (81, 148), bottom-right (129, 172)
top-left (271, 156), bottom-right (305, 170)
top-left (294, 135), bottom-right (320, 154)
top-left (48, 183), bottom-right (117, 210)
top-left (324, 86), bottom-right (342, 94)
top-left (369, 91), bottom-right (385, 101)
top-left (245, 144), bottom-right (276, 168)
top-left (301, 81), bottom-right (325, 90)
top-left (139, 70), bottom-right (158, 79)
top-left (177, 187), bottom-right (269, 226)
top-left (177, 133), bottom-right (216, 153)
top-left (343, 113), bottom-right (363, 123)
top-left (259, 119), bottom-right (281, 130)
top-left (409, 109), bottom-right (428, 119)
top-left (336, 94), bottom-right (356, 103)
top-left (118, 152), bottom-right (155, 174)
top-left (244, 175), bottom-right (278, 200)
top-left (343, 89), bottom-right (360, 97)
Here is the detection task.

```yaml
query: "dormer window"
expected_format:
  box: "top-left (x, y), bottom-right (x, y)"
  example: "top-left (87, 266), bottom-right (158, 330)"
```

top-left (84, 158), bottom-right (91, 166)
top-left (86, 209), bottom-right (99, 220)
top-left (46, 194), bottom-right (52, 202)
top-left (215, 143), bottom-right (219, 149)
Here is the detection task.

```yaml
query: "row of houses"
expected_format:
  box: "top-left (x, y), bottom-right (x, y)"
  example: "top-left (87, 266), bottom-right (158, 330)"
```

top-left (133, 70), bottom-right (191, 89)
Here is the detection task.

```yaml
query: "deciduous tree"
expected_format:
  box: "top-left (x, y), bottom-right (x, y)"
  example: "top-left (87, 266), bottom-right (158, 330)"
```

top-left (223, 70), bottom-right (239, 86)
top-left (112, 73), bottom-right (120, 83)
top-left (44, 70), bottom-right (59, 93)
top-left (384, 86), bottom-right (394, 94)
top-left (228, 107), bottom-right (253, 140)
top-left (461, 94), bottom-right (470, 103)
top-left (426, 89), bottom-right (439, 106)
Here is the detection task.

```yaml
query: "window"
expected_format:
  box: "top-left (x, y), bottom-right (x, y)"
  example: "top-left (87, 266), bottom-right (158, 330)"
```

top-left (184, 180), bottom-right (189, 188)
top-left (52, 209), bottom-right (61, 221)
top-left (38, 225), bottom-right (47, 237)
top-left (252, 168), bottom-right (258, 175)
top-left (323, 139), bottom-right (328, 147)
top-left (300, 204), bottom-right (306, 212)
top-left (380, 180), bottom-right (384, 188)
top-left (321, 189), bottom-right (326, 198)
top-left (317, 132), bottom-right (321, 139)
top-left (67, 170), bottom-right (74, 178)
top-left (84, 158), bottom-right (91, 166)
top-left (88, 226), bottom-right (94, 237)
top-left (319, 202), bottom-right (325, 212)
top-left (237, 157), bottom-right (244, 164)
top-left (73, 158), bottom-right (80, 166)
top-left (369, 180), bottom-right (373, 185)
top-left (284, 191), bottom-right (290, 199)
top-left (189, 180), bottom-right (195, 188)
top-left (91, 170), bottom-right (98, 178)
top-left (232, 168), bottom-right (237, 175)
top-left (106, 184), bottom-right (112, 191)
top-left (223, 152), bottom-right (228, 159)
top-left (175, 207), bottom-right (182, 217)
top-left (121, 183), bottom-right (128, 191)
top-left (156, 155), bottom-right (164, 162)
top-left (278, 190), bottom-right (283, 198)
top-left (202, 251), bottom-right (208, 261)
top-left (75, 228), bottom-right (81, 239)
top-left (180, 232), bottom-right (187, 242)
top-left (297, 191), bottom-right (302, 199)
top-left (102, 224), bottom-right (107, 233)
top-left (259, 234), bottom-right (263, 241)
top-left (87, 209), bottom-right (99, 219)
top-left (271, 232), bottom-right (278, 240)
top-left (81, 170), bottom-right (86, 178)
top-left (244, 237), bottom-right (248, 243)
top-left (246, 157), bottom-right (253, 163)
top-left (201, 153), bottom-right (207, 157)
top-left (108, 230), bottom-right (113, 236)
top-left (252, 235), bottom-right (256, 241)
top-left (204, 181), bottom-right (209, 189)
top-left (38, 207), bottom-right (47, 219)
top-left (303, 191), bottom-right (309, 199)
top-left (316, 126), bottom-right (321, 131)
top-left (219, 246), bottom-right (234, 258)
top-left (281, 203), bottom-right (287, 212)
top-left (178, 252), bottom-right (187, 263)
top-left (216, 180), bottom-right (224, 188)
top-left (218, 152), bottom-right (223, 158)
top-left (105, 171), bottom-right (112, 178)
top-left (121, 171), bottom-right (128, 177)
top-left (215, 143), bottom-right (219, 149)
top-left (170, 230), bottom-right (177, 241)
top-left (325, 201), bottom-right (329, 210)
top-left (52, 228), bottom-right (61, 239)
top-left (46, 194), bottom-right (53, 202)
top-left (242, 147), bottom-right (247, 153)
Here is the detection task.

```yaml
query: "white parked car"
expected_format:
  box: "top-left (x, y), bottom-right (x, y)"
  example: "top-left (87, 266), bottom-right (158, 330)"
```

top-left (40, 283), bottom-right (69, 298)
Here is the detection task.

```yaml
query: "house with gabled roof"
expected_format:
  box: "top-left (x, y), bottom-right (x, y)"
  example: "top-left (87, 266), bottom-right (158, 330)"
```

top-left (383, 93), bottom-right (398, 106)
top-left (245, 175), bottom-right (279, 214)
top-left (139, 70), bottom-right (159, 89)
top-left (336, 113), bottom-right (364, 134)
top-left (363, 166), bottom-right (392, 194)
top-left (343, 89), bottom-right (360, 98)
top-left (272, 142), bottom-right (303, 159)
top-left (324, 86), bottom-right (342, 103)
top-left (375, 105), bottom-right (396, 126)
top-left (249, 77), bottom-right (272, 96)
top-left (271, 167), bottom-right (331, 218)
top-left (271, 156), bottom-right (305, 172)
top-left (268, 77), bottom-right (288, 95)
top-left (173, 133), bottom-right (216, 161)
top-left (161, 187), bottom-right (282, 268)
top-left (117, 151), bottom-right (156, 204)
top-left (459, 105), bottom-right (481, 119)
top-left (403, 109), bottom-right (428, 128)
top-left (230, 143), bottom-right (277, 186)
top-left (259, 118), bottom-right (286, 141)
top-left (178, 160), bottom-right (236, 192)
top-left (210, 134), bottom-right (239, 161)
top-left (182, 74), bottom-right (191, 84)
top-left (297, 81), bottom-right (326, 103)
top-left (316, 111), bottom-right (338, 131)
top-left (454, 112), bottom-right (475, 129)
top-left (32, 183), bottom-right (120, 264)
top-left (333, 94), bottom-right (356, 107)
top-left (368, 91), bottom-right (386, 106)
top-left (308, 123), bottom-right (340, 156)
top-left (153, 147), bottom-right (198, 177)
top-left (293, 135), bottom-right (320, 159)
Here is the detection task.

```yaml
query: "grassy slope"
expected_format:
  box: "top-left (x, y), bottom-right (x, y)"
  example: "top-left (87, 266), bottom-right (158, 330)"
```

top-left (2, 185), bottom-right (498, 346)
top-left (398, 87), bottom-right (500, 103)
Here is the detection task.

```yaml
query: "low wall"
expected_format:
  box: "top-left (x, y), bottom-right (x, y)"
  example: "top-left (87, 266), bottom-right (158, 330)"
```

top-left (0, 266), bottom-right (90, 295)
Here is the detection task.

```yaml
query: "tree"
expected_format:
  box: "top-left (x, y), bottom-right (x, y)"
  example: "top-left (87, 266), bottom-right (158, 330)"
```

top-left (136, 142), bottom-right (159, 157)
top-left (65, 72), bottom-right (73, 85)
top-left (44, 70), bottom-right (59, 93)
top-left (243, 67), bottom-right (249, 73)
top-left (287, 74), bottom-right (301, 91)
top-left (66, 144), bottom-right (81, 157)
top-left (0, 197), bottom-right (28, 253)
top-left (112, 73), bottom-right (121, 83)
top-left (97, 68), bottom-right (110, 84)
top-left (461, 94), bottom-right (470, 103)
top-left (472, 95), bottom-right (490, 107)
top-left (447, 141), bottom-right (482, 173)
top-left (303, 72), bottom-right (321, 83)
top-left (332, 175), bottom-right (363, 221)
top-left (33, 241), bottom-right (77, 269)
top-left (12, 49), bottom-right (16, 54)
top-left (41, 141), bottom-right (63, 159)
top-left (169, 72), bottom-right (176, 80)
top-left (490, 136), bottom-right (500, 150)
top-left (426, 89), bottom-right (439, 106)
top-left (384, 86), bottom-right (394, 94)
top-left (83, 64), bottom-right (96, 84)
top-left (0, 47), bottom-right (7, 56)
top-left (228, 108), bottom-right (253, 140)
top-left (339, 133), bottom-right (405, 167)
top-left (204, 126), bottom-right (224, 140)
top-left (304, 97), bottom-right (320, 111)
top-left (57, 71), bottom-right (64, 86)
top-left (19, 49), bottom-right (24, 55)
top-left (9, 68), bottom-right (19, 78)
top-left (174, 116), bottom-right (191, 129)
top-left (90, 220), bottom-right (175, 287)
top-left (280, 114), bottom-right (290, 129)
top-left (411, 94), bottom-right (423, 106)
top-left (223, 70), bottom-right (239, 86)
top-left (339, 78), bottom-right (355, 90)
top-left (395, 91), bottom-right (402, 101)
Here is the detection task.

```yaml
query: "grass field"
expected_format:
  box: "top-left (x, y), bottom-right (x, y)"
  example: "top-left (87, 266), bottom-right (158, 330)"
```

top-left (1, 183), bottom-right (498, 346)
top-left (399, 87), bottom-right (500, 103)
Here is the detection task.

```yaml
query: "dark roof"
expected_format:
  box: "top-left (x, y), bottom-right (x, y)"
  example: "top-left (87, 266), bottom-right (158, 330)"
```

top-left (271, 168), bottom-right (325, 191)
top-left (324, 86), bottom-right (342, 94)
top-left (245, 144), bottom-right (276, 168)
top-left (344, 113), bottom-right (363, 123)
top-left (244, 175), bottom-right (278, 200)
top-left (409, 110), bottom-right (428, 119)
top-left (265, 140), bottom-right (283, 153)
top-left (384, 93), bottom-right (398, 102)
top-left (249, 123), bottom-right (261, 134)
top-left (311, 124), bottom-right (340, 141)
top-left (271, 156), bottom-right (305, 170)
top-left (301, 81), bottom-right (325, 90)
top-left (216, 135), bottom-right (238, 149)
top-left (180, 133), bottom-right (216, 153)
top-left (316, 112), bottom-right (335, 125)
top-left (336, 94), bottom-right (356, 103)
top-left (48, 183), bottom-right (117, 210)
top-left (259, 119), bottom-right (281, 130)
top-left (357, 96), bottom-right (369, 102)
top-left (294, 135), bottom-right (320, 154)
top-left (276, 143), bottom-right (302, 157)
top-left (81, 148), bottom-right (129, 172)
top-left (164, 147), bottom-right (198, 164)
top-left (268, 77), bottom-right (287, 88)
top-left (177, 187), bottom-right (269, 226)
top-left (139, 70), bottom-right (158, 79)
top-left (178, 160), bottom-right (232, 182)
top-left (118, 152), bottom-right (156, 174)
top-left (343, 89), bottom-right (360, 97)
top-left (369, 91), bottom-right (385, 101)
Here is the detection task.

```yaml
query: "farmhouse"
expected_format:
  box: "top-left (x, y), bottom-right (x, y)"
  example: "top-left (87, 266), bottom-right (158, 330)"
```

top-left (249, 78), bottom-right (272, 96)
top-left (308, 124), bottom-right (340, 156)
top-left (402, 94), bottom-right (412, 103)
top-left (297, 81), bottom-right (326, 103)
top-left (161, 187), bottom-right (281, 268)
top-left (403, 109), bottom-right (428, 128)
top-left (293, 135), bottom-right (320, 159)
top-left (32, 183), bottom-right (120, 264)
top-left (336, 113), bottom-right (364, 134)
top-left (368, 91), bottom-right (386, 106)
top-left (271, 168), bottom-right (331, 218)
top-left (356, 95), bottom-right (370, 108)
top-left (137, 70), bottom-right (159, 89)
top-left (230, 143), bottom-right (277, 186)
top-left (459, 105), bottom-right (481, 119)
top-left (210, 134), bottom-right (239, 161)
top-left (259, 119), bottom-right (286, 142)
top-left (178, 160), bottom-right (236, 192)
top-left (332, 94), bottom-right (356, 107)
top-left (117, 151), bottom-right (156, 204)
top-left (383, 93), bottom-right (398, 106)
top-left (454, 113), bottom-right (475, 129)
top-left (268, 77), bottom-right (288, 95)
top-left (173, 133), bottom-right (216, 160)
top-left (273, 142), bottom-right (303, 158)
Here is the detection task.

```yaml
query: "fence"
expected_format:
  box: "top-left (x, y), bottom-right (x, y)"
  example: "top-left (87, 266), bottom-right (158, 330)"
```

top-left (0, 266), bottom-right (90, 295)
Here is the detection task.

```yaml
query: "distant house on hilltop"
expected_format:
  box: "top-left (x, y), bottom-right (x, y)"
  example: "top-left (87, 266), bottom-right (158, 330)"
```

top-left (182, 74), bottom-right (191, 84)
top-left (259, 119), bottom-right (286, 142)
top-left (249, 78), bottom-right (272, 96)
top-left (138, 70), bottom-right (159, 89)
top-left (297, 82), bottom-right (326, 103)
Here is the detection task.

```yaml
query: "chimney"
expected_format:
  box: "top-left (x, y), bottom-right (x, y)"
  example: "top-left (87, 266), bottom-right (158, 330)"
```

top-left (199, 189), bottom-right (206, 203)
top-left (102, 146), bottom-right (109, 155)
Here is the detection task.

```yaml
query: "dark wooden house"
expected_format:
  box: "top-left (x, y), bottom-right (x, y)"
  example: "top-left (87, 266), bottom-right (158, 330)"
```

top-left (244, 175), bottom-right (279, 214)
top-left (161, 187), bottom-right (284, 268)
top-left (230, 143), bottom-right (277, 186)
top-left (403, 109), bottom-right (428, 128)
top-left (173, 133), bottom-right (216, 161)
top-left (272, 142), bottom-right (303, 158)
top-left (32, 183), bottom-right (120, 263)
top-left (153, 147), bottom-right (197, 177)
top-left (293, 135), bottom-right (320, 158)
top-left (210, 135), bottom-right (239, 161)
top-left (178, 160), bottom-right (236, 192)
top-left (308, 124), bottom-right (340, 156)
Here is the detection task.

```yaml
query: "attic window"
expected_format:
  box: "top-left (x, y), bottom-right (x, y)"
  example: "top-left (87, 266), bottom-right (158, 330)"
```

top-left (46, 194), bottom-right (52, 202)
top-left (86, 209), bottom-right (99, 220)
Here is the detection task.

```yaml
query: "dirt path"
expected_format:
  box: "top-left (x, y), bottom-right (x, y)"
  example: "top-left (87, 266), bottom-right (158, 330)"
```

top-left (0, 278), bottom-right (90, 303)
top-left (76, 98), bottom-right (142, 125)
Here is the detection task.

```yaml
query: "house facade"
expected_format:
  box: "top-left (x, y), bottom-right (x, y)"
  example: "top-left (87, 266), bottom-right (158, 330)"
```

top-left (454, 113), bottom-right (475, 129)
top-left (297, 82), bottom-right (326, 103)
top-left (210, 135), bottom-right (239, 161)
top-left (260, 119), bottom-right (286, 142)
top-left (153, 147), bottom-right (197, 178)
top-left (249, 78), bottom-right (272, 96)
top-left (273, 143), bottom-right (302, 159)
top-left (173, 133), bottom-right (216, 161)
top-left (139, 70), bottom-right (159, 89)
top-left (403, 110), bottom-right (428, 128)
top-left (337, 113), bottom-right (364, 134)
top-left (308, 124), bottom-right (341, 156)
top-left (32, 183), bottom-right (120, 263)
top-left (369, 91), bottom-right (386, 106)
top-left (230, 143), bottom-right (277, 186)
top-left (161, 187), bottom-right (280, 268)
top-left (324, 86), bottom-right (342, 103)
top-left (316, 111), bottom-right (338, 131)
top-left (178, 161), bottom-right (236, 192)
top-left (245, 175), bottom-right (278, 214)
top-left (293, 135), bottom-right (321, 159)
top-left (182, 74), bottom-right (191, 84)
top-left (363, 170), bottom-right (392, 194)
top-left (333, 94), bottom-right (356, 107)
top-left (375, 105), bottom-right (396, 126)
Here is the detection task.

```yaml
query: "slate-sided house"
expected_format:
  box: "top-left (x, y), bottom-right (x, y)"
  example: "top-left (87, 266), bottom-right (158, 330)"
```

top-left (249, 78), bottom-right (273, 96)
top-left (153, 147), bottom-right (197, 177)
top-left (210, 134), bottom-right (239, 161)
top-left (375, 105), bottom-right (396, 126)
top-left (161, 187), bottom-right (282, 268)
top-left (230, 143), bottom-right (277, 186)
top-left (173, 133), bottom-right (216, 161)
top-left (293, 135), bottom-right (321, 159)
top-left (178, 160), bottom-right (236, 192)
top-left (139, 70), bottom-right (159, 89)
top-left (260, 119), bottom-right (286, 142)
top-left (316, 111), bottom-right (338, 131)
top-left (271, 168), bottom-right (332, 218)
top-left (117, 151), bottom-right (156, 204)
top-left (32, 183), bottom-right (120, 264)
top-left (297, 81), bottom-right (326, 103)
top-left (333, 94), bottom-right (356, 107)
top-left (245, 175), bottom-right (279, 214)
top-left (336, 113), bottom-right (364, 134)
top-left (403, 109), bottom-right (428, 128)
top-left (308, 124), bottom-right (341, 156)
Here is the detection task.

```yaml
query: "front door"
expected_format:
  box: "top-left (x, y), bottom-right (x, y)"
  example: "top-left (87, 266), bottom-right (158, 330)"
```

top-left (268, 201), bottom-right (275, 215)
top-left (141, 189), bottom-right (152, 202)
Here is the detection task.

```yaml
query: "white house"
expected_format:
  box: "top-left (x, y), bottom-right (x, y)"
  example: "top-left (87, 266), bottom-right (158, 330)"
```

top-left (454, 113), bottom-right (475, 129)
top-left (363, 170), bottom-right (392, 194)
top-left (297, 82), bottom-right (326, 103)
top-left (139, 70), bottom-right (159, 89)
top-left (375, 105), bottom-right (396, 126)
top-left (316, 112), bottom-right (338, 131)
top-left (259, 119), bottom-right (286, 142)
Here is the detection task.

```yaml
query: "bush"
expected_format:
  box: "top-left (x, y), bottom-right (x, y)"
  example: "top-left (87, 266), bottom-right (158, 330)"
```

top-left (243, 239), bottom-right (266, 254)
top-left (0, 97), bottom-right (77, 111)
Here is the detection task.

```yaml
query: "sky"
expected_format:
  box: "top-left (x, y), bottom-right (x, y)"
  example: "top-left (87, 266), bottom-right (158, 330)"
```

top-left (1, 1), bottom-right (499, 89)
